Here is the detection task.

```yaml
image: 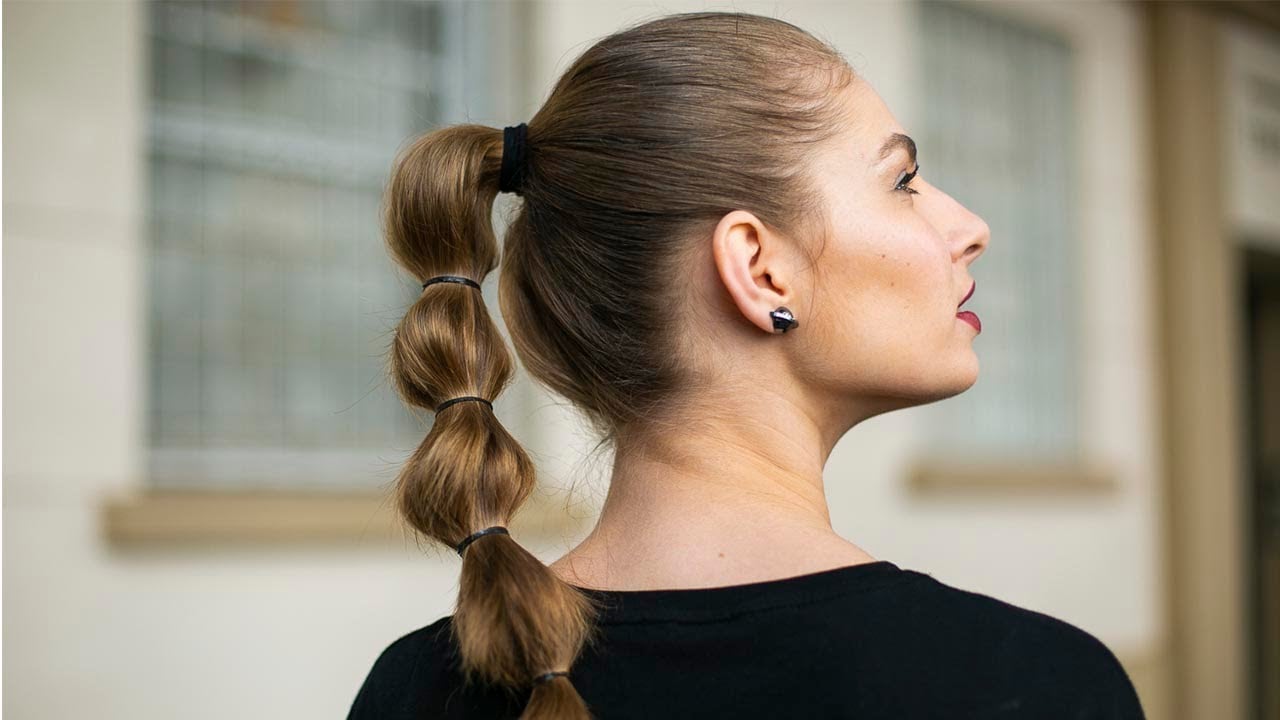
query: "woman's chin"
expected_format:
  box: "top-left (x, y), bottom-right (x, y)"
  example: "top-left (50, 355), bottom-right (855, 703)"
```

top-left (939, 353), bottom-right (981, 397)
top-left (958, 354), bottom-right (980, 390)
top-left (909, 361), bottom-right (982, 406)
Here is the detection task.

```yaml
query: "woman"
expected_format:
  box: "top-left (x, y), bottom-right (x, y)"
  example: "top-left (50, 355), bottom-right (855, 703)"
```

top-left (348, 10), bottom-right (1145, 720)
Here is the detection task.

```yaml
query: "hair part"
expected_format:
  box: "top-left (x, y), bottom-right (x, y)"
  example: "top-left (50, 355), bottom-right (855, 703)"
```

top-left (382, 10), bottom-right (858, 718)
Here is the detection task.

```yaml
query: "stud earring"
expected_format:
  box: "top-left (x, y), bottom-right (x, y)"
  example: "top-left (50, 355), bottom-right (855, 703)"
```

top-left (770, 306), bottom-right (799, 333)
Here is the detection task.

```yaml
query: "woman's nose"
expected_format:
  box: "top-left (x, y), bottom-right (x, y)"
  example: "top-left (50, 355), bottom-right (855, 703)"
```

top-left (919, 179), bottom-right (990, 261)
top-left (957, 211), bottom-right (990, 263)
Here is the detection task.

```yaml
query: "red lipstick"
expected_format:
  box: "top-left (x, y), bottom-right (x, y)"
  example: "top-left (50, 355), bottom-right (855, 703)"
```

top-left (957, 311), bottom-right (981, 332)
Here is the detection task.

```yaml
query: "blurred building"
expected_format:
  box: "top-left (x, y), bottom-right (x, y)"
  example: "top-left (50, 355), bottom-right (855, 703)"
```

top-left (3, 1), bottom-right (1278, 718)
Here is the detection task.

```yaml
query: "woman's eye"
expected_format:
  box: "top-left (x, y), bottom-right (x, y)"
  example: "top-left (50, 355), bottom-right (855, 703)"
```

top-left (895, 163), bottom-right (921, 195)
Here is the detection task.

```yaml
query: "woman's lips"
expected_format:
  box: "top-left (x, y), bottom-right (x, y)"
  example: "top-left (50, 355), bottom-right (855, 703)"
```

top-left (956, 280), bottom-right (979, 332)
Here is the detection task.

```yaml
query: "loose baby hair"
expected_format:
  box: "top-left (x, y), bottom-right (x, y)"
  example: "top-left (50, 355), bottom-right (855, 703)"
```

top-left (381, 10), bottom-right (858, 719)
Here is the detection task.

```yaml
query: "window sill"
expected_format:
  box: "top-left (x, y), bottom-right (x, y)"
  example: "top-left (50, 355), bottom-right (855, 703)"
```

top-left (100, 486), bottom-right (588, 546)
top-left (906, 455), bottom-right (1117, 495)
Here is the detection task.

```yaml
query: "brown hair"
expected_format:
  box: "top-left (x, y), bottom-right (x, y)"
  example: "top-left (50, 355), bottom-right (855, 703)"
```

top-left (381, 10), bottom-right (857, 719)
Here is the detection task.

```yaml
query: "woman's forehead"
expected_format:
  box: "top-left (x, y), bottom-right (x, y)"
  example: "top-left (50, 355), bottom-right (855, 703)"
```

top-left (835, 82), bottom-right (908, 165)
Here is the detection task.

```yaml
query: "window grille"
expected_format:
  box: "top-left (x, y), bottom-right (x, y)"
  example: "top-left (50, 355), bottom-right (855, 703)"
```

top-left (144, 0), bottom-right (496, 490)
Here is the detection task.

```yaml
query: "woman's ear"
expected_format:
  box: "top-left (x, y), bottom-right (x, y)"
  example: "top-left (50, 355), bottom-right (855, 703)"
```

top-left (710, 210), bottom-right (794, 335)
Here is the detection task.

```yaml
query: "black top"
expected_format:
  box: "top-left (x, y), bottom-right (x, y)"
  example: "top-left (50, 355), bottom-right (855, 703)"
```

top-left (346, 560), bottom-right (1146, 719)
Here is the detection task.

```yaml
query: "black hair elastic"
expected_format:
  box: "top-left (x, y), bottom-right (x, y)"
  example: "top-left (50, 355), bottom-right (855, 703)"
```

top-left (454, 525), bottom-right (509, 557)
top-left (532, 670), bottom-right (570, 685)
top-left (422, 275), bottom-right (482, 291)
top-left (434, 395), bottom-right (493, 414)
top-left (498, 123), bottom-right (528, 196)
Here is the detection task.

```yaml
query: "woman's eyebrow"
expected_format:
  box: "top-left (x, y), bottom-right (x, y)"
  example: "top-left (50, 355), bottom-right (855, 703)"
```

top-left (877, 133), bottom-right (917, 165)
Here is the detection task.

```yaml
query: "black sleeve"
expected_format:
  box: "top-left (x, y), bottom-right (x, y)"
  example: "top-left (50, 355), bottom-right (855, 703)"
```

top-left (1092, 646), bottom-right (1147, 719)
top-left (1060, 625), bottom-right (1147, 720)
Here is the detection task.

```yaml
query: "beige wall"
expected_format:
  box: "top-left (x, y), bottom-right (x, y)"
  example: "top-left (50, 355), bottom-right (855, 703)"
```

top-left (2, 1), bottom-right (1167, 718)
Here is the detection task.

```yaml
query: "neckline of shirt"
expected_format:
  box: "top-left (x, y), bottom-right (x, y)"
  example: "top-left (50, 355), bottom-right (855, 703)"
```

top-left (569, 559), bottom-right (911, 625)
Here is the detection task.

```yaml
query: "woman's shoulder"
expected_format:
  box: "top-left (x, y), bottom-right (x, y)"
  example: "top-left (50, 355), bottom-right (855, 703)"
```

top-left (346, 616), bottom-right (457, 720)
top-left (887, 568), bottom-right (1146, 718)
top-left (364, 615), bottom-right (454, 674)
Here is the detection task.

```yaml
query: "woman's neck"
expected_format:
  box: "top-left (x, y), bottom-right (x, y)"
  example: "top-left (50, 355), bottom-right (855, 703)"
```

top-left (547, 428), bottom-right (877, 592)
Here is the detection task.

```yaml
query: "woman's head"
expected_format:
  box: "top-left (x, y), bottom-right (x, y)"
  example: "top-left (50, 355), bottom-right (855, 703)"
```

top-left (381, 10), bottom-right (986, 719)
top-left (496, 18), bottom-right (989, 456)
top-left (755, 80), bottom-right (991, 431)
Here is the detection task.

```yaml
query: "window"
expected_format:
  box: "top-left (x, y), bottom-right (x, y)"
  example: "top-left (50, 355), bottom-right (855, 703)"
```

top-left (914, 2), bottom-right (1082, 464)
top-left (144, 0), bottom-right (503, 491)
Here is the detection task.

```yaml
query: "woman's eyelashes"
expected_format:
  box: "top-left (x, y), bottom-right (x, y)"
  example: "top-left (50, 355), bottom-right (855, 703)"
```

top-left (894, 163), bottom-right (921, 195)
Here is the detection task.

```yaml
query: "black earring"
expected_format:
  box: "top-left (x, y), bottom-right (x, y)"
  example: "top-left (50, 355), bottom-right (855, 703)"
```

top-left (770, 306), bottom-right (799, 333)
